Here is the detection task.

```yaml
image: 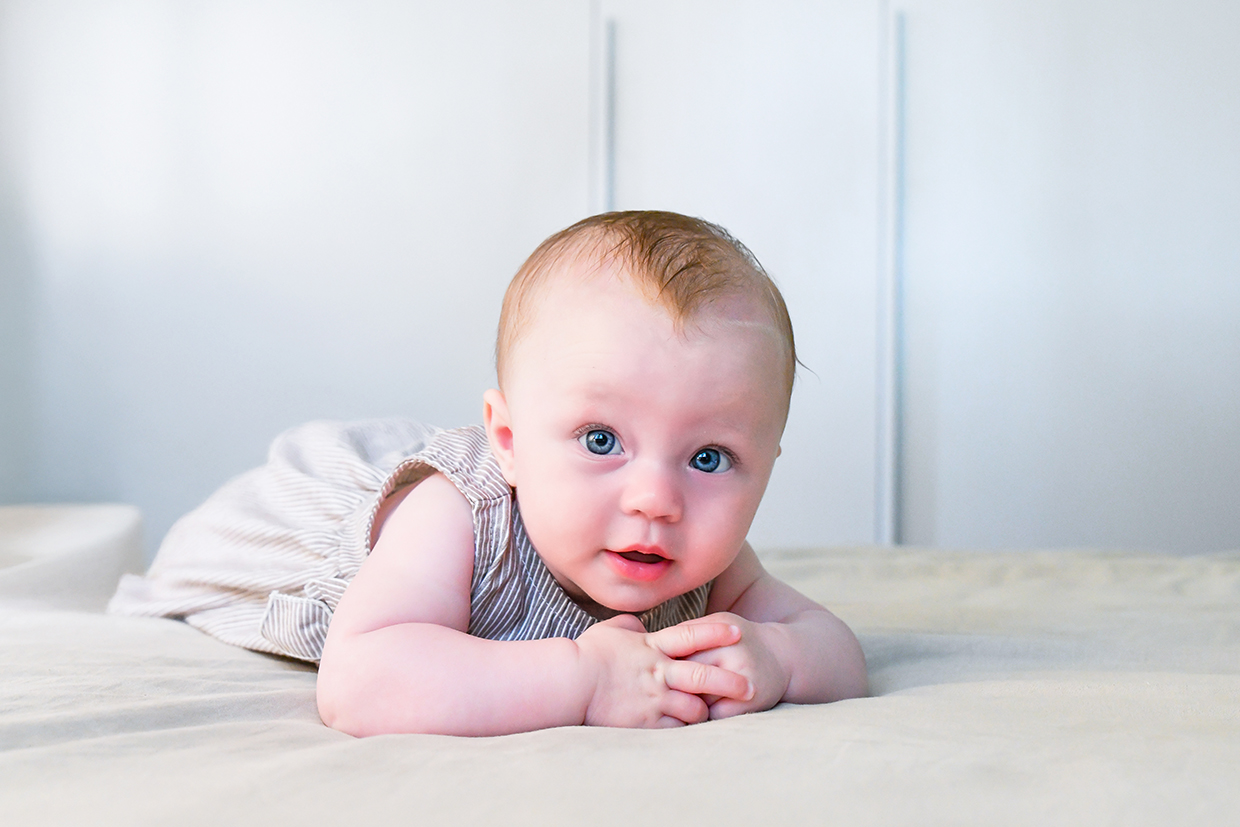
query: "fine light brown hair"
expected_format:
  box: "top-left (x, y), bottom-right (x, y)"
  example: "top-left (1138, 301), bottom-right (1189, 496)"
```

top-left (496, 210), bottom-right (798, 401)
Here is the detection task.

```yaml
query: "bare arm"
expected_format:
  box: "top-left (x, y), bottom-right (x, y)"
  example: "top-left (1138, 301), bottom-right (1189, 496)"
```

top-left (684, 542), bottom-right (868, 718)
top-left (316, 473), bottom-right (751, 736)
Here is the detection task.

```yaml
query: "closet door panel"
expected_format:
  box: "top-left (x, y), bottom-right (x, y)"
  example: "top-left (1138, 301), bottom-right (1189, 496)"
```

top-left (600, 0), bottom-right (882, 547)
top-left (896, 0), bottom-right (1240, 551)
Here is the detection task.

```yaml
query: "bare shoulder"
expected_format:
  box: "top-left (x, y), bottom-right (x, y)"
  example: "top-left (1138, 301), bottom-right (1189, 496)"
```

top-left (327, 472), bottom-right (476, 638)
top-left (704, 541), bottom-right (765, 614)
top-left (706, 541), bottom-right (826, 622)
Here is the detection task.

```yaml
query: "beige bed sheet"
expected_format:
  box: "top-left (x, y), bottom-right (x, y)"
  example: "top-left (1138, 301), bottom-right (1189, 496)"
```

top-left (1, 505), bottom-right (1237, 826)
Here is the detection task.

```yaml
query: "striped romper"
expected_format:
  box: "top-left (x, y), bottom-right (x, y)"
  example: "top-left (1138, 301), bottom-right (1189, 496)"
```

top-left (108, 419), bottom-right (710, 663)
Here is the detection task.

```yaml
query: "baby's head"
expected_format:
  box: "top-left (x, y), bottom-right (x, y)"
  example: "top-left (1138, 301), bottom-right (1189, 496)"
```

top-left (496, 210), bottom-right (797, 410)
top-left (484, 211), bottom-right (795, 616)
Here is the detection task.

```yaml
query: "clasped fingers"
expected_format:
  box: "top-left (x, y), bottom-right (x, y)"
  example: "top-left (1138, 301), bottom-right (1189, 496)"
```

top-left (645, 619), bottom-right (742, 660)
top-left (662, 658), bottom-right (753, 703)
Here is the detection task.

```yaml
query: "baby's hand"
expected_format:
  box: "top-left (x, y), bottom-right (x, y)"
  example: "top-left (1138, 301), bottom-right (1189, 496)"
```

top-left (680, 612), bottom-right (792, 720)
top-left (574, 614), bottom-right (754, 728)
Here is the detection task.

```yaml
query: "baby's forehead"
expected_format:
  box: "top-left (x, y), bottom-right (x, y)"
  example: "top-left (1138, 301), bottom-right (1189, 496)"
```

top-left (519, 267), bottom-right (787, 372)
top-left (534, 253), bottom-right (774, 328)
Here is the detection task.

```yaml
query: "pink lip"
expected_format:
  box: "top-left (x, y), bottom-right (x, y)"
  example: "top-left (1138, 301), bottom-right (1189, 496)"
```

top-left (605, 546), bottom-right (671, 582)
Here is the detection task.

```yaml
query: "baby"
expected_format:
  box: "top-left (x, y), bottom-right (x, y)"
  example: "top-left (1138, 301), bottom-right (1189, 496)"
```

top-left (111, 210), bottom-right (867, 736)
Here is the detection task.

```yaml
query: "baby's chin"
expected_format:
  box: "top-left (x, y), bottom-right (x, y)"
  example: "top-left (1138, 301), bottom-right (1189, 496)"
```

top-left (573, 595), bottom-right (646, 621)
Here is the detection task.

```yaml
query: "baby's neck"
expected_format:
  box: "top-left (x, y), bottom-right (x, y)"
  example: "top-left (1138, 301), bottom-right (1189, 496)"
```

top-left (568, 592), bottom-right (628, 622)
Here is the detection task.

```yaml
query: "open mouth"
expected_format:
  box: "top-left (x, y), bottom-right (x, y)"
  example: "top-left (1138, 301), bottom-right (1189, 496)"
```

top-left (617, 550), bottom-right (666, 565)
top-left (606, 547), bottom-right (670, 582)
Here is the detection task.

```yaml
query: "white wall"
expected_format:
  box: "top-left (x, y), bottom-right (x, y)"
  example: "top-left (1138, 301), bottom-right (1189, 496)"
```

top-left (0, 138), bottom-right (35, 503)
top-left (0, 0), bottom-right (883, 557)
top-left (895, 0), bottom-right (1240, 552)
top-left (0, 0), bottom-right (593, 553)
top-left (5, 0), bottom-right (1236, 558)
top-left (602, 0), bottom-right (882, 548)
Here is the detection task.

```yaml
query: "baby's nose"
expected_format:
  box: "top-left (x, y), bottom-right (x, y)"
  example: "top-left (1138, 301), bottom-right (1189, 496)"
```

top-left (619, 461), bottom-right (683, 522)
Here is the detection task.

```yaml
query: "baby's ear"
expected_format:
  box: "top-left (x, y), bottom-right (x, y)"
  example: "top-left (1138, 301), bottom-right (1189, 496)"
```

top-left (482, 388), bottom-right (518, 487)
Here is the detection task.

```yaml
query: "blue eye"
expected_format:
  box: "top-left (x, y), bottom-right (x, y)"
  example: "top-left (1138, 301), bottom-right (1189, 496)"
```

top-left (690, 448), bottom-right (732, 473)
top-left (580, 429), bottom-right (621, 455)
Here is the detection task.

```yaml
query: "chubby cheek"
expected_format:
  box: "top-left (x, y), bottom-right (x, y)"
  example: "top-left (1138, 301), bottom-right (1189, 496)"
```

top-left (682, 492), bottom-right (756, 575)
top-left (514, 460), bottom-right (607, 555)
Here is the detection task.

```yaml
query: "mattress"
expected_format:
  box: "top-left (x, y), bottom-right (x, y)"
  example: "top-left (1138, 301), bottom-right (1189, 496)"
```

top-left (1, 505), bottom-right (1237, 825)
